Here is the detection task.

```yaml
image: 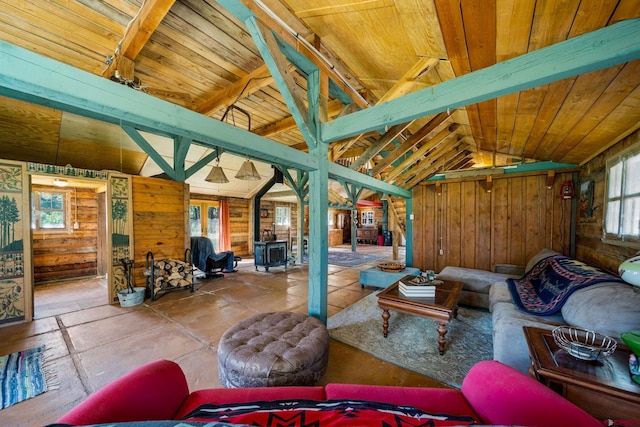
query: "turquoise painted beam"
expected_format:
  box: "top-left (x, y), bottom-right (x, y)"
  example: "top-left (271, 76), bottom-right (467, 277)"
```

top-left (339, 180), bottom-right (364, 252)
top-left (329, 162), bottom-right (411, 198)
top-left (218, 0), bottom-right (354, 107)
top-left (328, 203), bottom-right (353, 210)
top-left (0, 41), bottom-right (318, 172)
top-left (277, 166), bottom-right (308, 201)
top-left (405, 197), bottom-right (413, 267)
top-left (307, 143), bottom-right (330, 323)
top-left (122, 125), bottom-right (176, 180)
top-left (322, 18), bottom-right (640, 143)
top-left (306, 69), bottom-right (321, 149)
top-left (244, 16), bottom-right (317, 147)
top-left (174, 136), bottom-right (192, 182)
top-left (274, 37), bottom-right (354, 107)
top-left (426, 160), bottom-right (578, 180)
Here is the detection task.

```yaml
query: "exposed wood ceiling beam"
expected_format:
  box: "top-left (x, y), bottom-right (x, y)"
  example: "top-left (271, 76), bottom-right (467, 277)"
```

top-left (196, 64), bottom-right (273, 115)
top-left (350, 122), bottom-right (412, 171)
top-left (334, 57), bottom-right (440, 163)
top-left (376, 57), bottom-right (440, 105)
top-left (254, 99), bottom-right (344, 137)
top-left (385, 124), bottom-right (459, 182)
top-left (219, 0), bottom-right (369, 109)
top-left (331, 134), bottom-right (364, 160)
top-left (370, 111), bottom-right (452, 177)
top-left (246, 17), bottom-right (316, 146)
top-left (0, 41), bottom-right (411, 198)
top-left (321, 18), bottom-right (640, 143)
top-left (102, 0), bottom-right (176, 78)
top-left (403, 147), bottom-right (471, 189)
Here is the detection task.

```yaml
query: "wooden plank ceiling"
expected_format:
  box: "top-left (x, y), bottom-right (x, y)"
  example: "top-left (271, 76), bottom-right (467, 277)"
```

top-left (0, 0), bottom-right (639, 200)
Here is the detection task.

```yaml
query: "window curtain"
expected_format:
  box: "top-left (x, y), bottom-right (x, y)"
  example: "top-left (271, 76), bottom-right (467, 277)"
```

top-left (219, 200), bottom-right (231, 251)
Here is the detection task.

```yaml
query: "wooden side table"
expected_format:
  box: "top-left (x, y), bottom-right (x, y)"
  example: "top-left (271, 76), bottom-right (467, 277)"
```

top-left (377, 277), bottom-right (462, 355)
top-left (523, 326), bottom-right (640, 420)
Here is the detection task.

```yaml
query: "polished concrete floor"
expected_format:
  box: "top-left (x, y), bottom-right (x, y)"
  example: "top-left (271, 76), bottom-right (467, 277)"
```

top-left (0, 245), bottom-right (448, 427)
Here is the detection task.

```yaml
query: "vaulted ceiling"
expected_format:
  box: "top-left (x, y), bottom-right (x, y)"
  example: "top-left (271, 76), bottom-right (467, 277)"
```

top-left (0, 0), bottom-right (639, 201)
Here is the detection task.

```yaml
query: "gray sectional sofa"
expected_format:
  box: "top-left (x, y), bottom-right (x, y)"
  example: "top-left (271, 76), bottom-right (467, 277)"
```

top-left (438, 249), bottom-right (640, 374)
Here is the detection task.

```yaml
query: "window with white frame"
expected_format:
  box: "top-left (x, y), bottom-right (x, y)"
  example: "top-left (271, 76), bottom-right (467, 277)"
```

top-left (361, 211), bottom-right (374, 225)
top-left (604, 143), bottom-right (640, 247)
top-left (275, 206), bottom-right (290, 226)
top-left (32, 190), bottom-right (71, 231)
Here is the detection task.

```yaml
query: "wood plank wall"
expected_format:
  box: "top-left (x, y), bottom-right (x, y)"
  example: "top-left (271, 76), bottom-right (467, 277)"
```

top-left (32, 185), bottom-right (98, 284)
top-left (412, 171), bottom-right (575, 272)
top-left (258, 201), bottom-right (298, 244)
top-left (132, 176), bottom-right (189, 287)
top-left (577, 129), bottom-right (639, 273)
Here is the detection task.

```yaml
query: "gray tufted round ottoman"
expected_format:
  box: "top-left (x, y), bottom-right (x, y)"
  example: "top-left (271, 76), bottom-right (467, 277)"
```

top-left (217, 311), bottom-right (329, 388)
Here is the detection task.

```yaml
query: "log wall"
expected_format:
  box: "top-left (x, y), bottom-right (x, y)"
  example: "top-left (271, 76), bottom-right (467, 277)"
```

top-left (576, 130), bottom-right (639, 273)
top-left (132, 176), bottom-right (189, 287)
top-left (32, 185), bottom-right (98, 284)
top-left (412, 170), bottom-right (575, 272)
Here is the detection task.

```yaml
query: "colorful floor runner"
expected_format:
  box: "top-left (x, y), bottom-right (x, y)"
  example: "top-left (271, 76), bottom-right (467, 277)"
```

top-left (0, 346), bottom-right (56, 409)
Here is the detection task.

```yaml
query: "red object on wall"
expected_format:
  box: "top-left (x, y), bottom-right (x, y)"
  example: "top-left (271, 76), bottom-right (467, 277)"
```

top-left (560, 181), bottom-right (575, 199)
top-left (356, 200), bottom-right (382, 208)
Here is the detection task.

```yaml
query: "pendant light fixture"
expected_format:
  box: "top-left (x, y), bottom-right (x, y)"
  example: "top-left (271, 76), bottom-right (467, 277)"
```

top-left (220, 104), bottom-right (262, 181)
top-left (235, 157), bottom-right (262, 180)
top-left (205, 147), bottom-right (229, 183)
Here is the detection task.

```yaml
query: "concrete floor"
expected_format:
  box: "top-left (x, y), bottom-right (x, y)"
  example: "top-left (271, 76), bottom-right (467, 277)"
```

top-left (0, 245), bottom-right (448, 427)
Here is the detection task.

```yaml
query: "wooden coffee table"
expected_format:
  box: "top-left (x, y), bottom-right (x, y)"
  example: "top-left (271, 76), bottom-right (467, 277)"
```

top-left (377, 276), bottom-right (463, 355)
top-left (524, 326), bottom-right (640, 420)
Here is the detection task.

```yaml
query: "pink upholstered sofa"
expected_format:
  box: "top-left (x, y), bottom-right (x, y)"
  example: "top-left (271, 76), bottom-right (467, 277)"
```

top-left (54, 359), bottom-right (601, 427)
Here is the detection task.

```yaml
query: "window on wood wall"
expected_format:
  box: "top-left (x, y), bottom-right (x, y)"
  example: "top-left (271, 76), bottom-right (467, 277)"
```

top-left (361, 211), bottom-right (374, 225)
top-left (275, 206), bottom-right (290, 226)
top-left (604, 143), bottom-right (640, 247)
top-left (31, 190), bottom-right (71, 232)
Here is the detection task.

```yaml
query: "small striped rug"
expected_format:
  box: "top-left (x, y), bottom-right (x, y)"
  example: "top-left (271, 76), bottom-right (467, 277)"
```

top-left (0, 346), bottom-right (58, 409)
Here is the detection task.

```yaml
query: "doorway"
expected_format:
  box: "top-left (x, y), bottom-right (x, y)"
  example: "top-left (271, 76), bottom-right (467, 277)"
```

top-left (189, 200), bottom-right (220, 250)
top-left (30, 175), bottom-right (109, 318)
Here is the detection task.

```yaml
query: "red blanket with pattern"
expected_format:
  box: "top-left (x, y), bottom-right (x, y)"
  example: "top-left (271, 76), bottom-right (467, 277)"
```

top-left (182, 399), bottom-right (477, 426)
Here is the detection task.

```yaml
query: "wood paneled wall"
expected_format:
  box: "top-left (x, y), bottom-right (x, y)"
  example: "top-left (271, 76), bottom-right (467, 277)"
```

top-left (576, 130), bottom-right (639, 273)
top-left (132, 176), bottom-right (189, 287)
top-left (258, 201), bottom-right (298, 244)
top-left (412, 171), bottom-right (575, 272)
top-left (32, 185), bottom-right (98, 284)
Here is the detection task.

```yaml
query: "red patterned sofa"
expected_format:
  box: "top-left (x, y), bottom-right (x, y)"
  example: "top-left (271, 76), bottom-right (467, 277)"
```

top-left (53, 359), bottom-right (601, 427)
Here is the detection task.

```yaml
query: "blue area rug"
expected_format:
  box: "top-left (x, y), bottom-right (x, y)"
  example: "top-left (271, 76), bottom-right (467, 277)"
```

top-left (328, 293), bottom-right (493, 388)
top-left (0, 346), bottom-right (57, 409)
top-left (304, 250), bottom-right (386, 267)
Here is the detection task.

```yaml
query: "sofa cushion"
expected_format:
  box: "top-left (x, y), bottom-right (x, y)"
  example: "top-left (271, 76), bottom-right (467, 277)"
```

top-left (491, 281), bottom-right (566, 374)
top-left (437, 266), bottom-right (519, 308)
top-left (561, 281), bottom-right (640, 337)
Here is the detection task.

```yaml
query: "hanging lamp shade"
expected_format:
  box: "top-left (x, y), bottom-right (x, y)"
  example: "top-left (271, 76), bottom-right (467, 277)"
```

top-left (205, 164), bottom-right (229, 183)
top-left (205, 148), bottom-right (229, 184)
top-left (235, 159), bottom-right (261, 180)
